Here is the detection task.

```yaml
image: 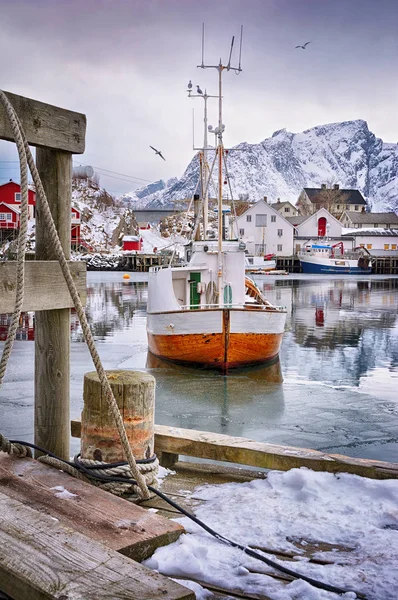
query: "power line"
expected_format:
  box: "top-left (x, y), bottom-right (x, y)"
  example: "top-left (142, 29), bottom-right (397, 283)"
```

top-left (73, 161), bottom-right (152, 184)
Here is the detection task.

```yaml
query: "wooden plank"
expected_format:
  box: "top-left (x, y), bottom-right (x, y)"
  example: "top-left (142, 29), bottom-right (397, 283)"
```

top-left (0, 261), bottom-right (86, 312)
top-left (0, 489), bottom-right (194, 600)
top-left (34, 148), bottom-right (73, 460)
top-left (0, 453), bottom-right (184, 562)
top-left (0, 91), bottom-right (86, 153)
top-left (68, 420), bottom-right (398, 479)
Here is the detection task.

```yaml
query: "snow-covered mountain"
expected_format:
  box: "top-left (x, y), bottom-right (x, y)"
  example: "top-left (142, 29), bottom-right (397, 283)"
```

top-left (126, 120), bottom-right (398, 213)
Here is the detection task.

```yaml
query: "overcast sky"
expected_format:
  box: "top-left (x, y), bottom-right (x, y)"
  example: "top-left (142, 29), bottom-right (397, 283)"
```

top-left (1, 0), bottom-right (398, 196)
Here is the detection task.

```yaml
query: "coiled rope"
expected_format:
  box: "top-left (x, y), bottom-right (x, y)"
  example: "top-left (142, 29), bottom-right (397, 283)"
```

top-left (0, 90), bottom-right (150, 499)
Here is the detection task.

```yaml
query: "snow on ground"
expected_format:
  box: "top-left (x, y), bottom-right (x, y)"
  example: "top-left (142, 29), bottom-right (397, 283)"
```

top-left (144, 468), bottom-right (398, 599)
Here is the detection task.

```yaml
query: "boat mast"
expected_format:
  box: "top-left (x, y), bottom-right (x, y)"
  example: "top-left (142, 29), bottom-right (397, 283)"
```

top-left (198, 25), bottom-right (243, 304)
top-left (188, 87), bottom-right (218, 238)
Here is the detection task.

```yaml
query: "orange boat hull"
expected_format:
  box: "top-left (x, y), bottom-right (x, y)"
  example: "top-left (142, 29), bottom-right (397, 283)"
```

top-left (147, 330), bottom-right (283, 371)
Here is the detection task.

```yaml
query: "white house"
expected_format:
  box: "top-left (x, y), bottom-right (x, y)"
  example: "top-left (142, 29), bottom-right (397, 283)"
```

top-left (270, 200), bottom-right (299, 217)
top-left (285, 208), bottom-right (344, 253)
top-left (234, 199), bottom-right (294, 256)
top-left (340, 211), bottom-right (398, 229)
top-left (342, 228), bottom-right (398, 251)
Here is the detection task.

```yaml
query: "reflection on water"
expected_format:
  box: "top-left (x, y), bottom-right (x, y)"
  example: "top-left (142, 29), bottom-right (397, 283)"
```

top-left (2, 273), bottom-right (398, 461)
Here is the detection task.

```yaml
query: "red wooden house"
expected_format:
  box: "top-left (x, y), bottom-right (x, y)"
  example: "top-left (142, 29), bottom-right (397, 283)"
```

top-left (0, 180), bottom-right (36, 219)
top-left (0, 202), bottom-right (20, 230)
top-left (71, 206), bottom-right (81, 248)
top-left (0, 180), bottom-right (82, 249)
top-left (122, 235), bottom-right (143, 251)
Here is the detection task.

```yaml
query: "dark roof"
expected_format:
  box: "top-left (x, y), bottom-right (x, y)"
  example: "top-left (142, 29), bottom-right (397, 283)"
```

top-left (303, 187), bottom-right (366, 205)
top-left (342, 229), bottom-right (398, 237)
top-left (285, 216), bottom-right (308, 226)
top-left (343, 212), bottom-right (398, 224)
top-left (270, 201), bottom-right (295, 209)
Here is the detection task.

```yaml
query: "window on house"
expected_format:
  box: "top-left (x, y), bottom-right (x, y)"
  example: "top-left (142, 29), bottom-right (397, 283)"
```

top-left (354, 205), bottom-right (359, 211)
top-left (277, 244), bottom-right (283, 252)
top-left (239, 228), bottom-right (245, 236)
top-left (255, 214), bottom-right (267, 227)
top-left (15, 193), bottom-right (21, 202)
top-left (246, 215), bottom-right (252, 222)
top-left (384, 244), bottom-right (390, 250)
top-left (284, 207), bottom-right (290, 212)
top-left (255, 244), bottom-right (266, 254)
top-left (374, 224), bottom-right (379, 228)
top-left (6, 213), bottom-right (12, 221)
top-left (392, 244), bottom-right (397, 250)
top-left (366, 244), bottom-right (372, 249)
top-left (277, 229), bottom-right (283, 237)
top-left (271, 215), bottom-right (276, 223)
top-left (336, 205), bottom-right (340, 210)
top-left (0, 213), bottom-right (6, 221)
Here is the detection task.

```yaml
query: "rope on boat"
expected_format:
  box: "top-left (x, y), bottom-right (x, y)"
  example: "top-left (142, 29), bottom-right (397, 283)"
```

top-left (0, 90), bottom-right (151, 499)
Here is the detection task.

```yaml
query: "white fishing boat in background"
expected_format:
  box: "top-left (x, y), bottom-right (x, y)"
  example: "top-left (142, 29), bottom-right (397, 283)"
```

top-left (245, 254), bottom-right (276, 273)
top-left (146, 32), bottom-right (287, 372)
top-left (299, 241), bottom-right (372, 274)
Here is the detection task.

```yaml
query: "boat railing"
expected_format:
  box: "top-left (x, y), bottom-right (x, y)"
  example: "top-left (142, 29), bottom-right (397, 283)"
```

top-left (178, 302), bottom-right (286, 312)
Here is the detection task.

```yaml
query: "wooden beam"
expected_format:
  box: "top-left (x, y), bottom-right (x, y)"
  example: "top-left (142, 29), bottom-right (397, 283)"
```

top-left (0, 91), bottom-right (86, 153)
top-left (0, 453), bottom-right (184, 563)
top-left (35, 148), bottom-right (72, 461)
top-left (0, 261), bottom-right (86, 312)
top-left (0, 489), bottom-right (194, 600)
top-left (68, 420), bottom-right (398, 479)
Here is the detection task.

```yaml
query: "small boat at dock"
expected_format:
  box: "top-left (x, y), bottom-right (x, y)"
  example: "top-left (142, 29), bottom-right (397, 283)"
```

top-left (146, 52), bottom-right (286, 372)
top-left (245, 253), bottom-right (276, 273)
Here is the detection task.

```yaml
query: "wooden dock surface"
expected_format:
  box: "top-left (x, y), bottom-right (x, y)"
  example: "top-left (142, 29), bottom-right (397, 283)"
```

top-left (0, 453), bottom-right (182, 562)
top-left (0, 488), bottom-right (194, 600)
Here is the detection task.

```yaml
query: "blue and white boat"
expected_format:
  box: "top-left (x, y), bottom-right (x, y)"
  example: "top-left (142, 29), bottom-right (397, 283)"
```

top-left (299, 241), bottom-right (372, 274)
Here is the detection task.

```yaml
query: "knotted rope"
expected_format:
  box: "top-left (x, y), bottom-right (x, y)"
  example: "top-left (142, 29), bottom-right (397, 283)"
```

top-left (0, 90), bottom-right (151, 499)
top-left (0, 433), bottom-right (32, 458)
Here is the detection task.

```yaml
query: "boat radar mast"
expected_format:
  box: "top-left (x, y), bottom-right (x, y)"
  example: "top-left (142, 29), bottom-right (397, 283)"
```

top-left (197, 23), bottom-right (243, 302)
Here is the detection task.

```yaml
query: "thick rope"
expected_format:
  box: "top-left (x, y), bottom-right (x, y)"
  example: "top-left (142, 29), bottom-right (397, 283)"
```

top-left (0, 91), bottom-right (30, 388)
top-left (0, 91), bottom-right (150, 499)
top-left (37, 454), bottom-right (158, 499)
top-left (0, 433), bottom-right (32, 458)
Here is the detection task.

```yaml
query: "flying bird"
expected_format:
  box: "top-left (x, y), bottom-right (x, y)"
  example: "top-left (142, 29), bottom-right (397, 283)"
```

top-left (149, 145), bottom-right (166, 161)
top-left (196, 85), bottom-right (203, 95)
top-left (187, 80), bottom-right (192, 90)
top-left (295, 41), bottom-right (311, 50)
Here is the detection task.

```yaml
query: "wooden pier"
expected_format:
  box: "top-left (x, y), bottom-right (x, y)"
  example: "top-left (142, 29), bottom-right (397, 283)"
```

top-left (0, 91), bottom-right (194, 600)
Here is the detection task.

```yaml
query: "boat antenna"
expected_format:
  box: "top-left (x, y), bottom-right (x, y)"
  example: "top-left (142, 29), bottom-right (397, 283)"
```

top-left (201, 22), bottom-right (205, 68)
top-left (238, 25), bottom-right (243, 72)
top-left (197, 26), bottom-right (243, 303)
top-left (227, 36), bottom-right (235, 70)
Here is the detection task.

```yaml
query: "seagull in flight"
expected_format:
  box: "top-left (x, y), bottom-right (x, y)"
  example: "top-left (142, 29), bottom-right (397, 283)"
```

top-left (196, 85), bottom-right (203, 95)
top-left (295, 41), bottom-right (311, 50)
top-left (149, 145), bottom-right (166, 161)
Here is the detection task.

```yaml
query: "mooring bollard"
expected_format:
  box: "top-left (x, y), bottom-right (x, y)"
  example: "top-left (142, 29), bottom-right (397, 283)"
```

top-left (81, 370), bottom-right (155, 463)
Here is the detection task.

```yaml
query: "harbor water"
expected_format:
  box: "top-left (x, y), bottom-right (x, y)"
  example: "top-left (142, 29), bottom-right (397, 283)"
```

top-left (1, 272), bottom-right (397, 462)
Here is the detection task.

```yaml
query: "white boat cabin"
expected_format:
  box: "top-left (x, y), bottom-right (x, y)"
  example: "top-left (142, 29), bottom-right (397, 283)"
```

top-left (147, 240), bottom-right (247, 313)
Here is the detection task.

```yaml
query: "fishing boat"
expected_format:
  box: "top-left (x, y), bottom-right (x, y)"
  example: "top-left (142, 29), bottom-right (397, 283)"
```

top-left (245, 254), bottom-right (276, 274)
top-left (146, 42), bottom-right (287, 372)
top-left (299, 241), bottom-right (372, 274)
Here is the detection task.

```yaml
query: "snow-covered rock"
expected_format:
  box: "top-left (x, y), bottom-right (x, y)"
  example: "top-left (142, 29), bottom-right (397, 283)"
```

top-left (125, 120), bottom-right (398, 213)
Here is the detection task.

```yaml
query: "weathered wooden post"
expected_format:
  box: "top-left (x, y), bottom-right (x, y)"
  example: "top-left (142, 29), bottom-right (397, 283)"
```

top-left (35, 149), bottom-right (72, 460)
top-left (0, 91), bottom-right (86, 460)
top-left (81, 370), bottom-right (155, 463)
